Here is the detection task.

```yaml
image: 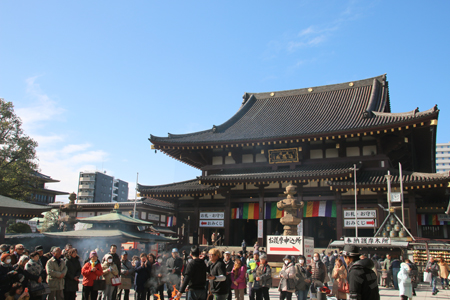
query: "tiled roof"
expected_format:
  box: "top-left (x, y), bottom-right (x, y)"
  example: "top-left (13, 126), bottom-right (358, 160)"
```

top-left (0, 195), bottom-right (53, 210)
top-left (150, 75), bottom-right (438, 145)
top-left (78, 211), bottom-right (153, 225)
top-left (43, 229), bottom-right (176, 242)
top-left (199, 162), bottom-right (358, 183)
top-left (328, 170), bottom-right (450, 187)
top-left (138, 179), bottom-right (219, 194)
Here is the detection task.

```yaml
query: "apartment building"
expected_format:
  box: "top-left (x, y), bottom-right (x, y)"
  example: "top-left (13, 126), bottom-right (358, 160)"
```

top-left (78, 171), bottom-right (129, 203)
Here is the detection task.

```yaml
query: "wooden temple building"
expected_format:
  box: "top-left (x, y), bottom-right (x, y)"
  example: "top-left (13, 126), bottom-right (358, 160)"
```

top-left (139, 75), bottom-right (450, 248)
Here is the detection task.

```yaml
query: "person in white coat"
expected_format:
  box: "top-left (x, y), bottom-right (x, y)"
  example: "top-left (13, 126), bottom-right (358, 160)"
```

top-left (397, 262), bottom-right (412, 300)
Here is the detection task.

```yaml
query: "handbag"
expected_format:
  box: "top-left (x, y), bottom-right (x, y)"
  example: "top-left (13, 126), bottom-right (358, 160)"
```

top-left (338, 280), bottom-right (350, 293)
top-left (93, 277), bottom-right (106, 291)
top-left (112, 276), bottom-right (122, 286)
top-left (29, 283), bottom-right (51, 296)
top-left (119, 277), bottom-right (132, 290)
top-left (286, 278), bottom-right (296, 290)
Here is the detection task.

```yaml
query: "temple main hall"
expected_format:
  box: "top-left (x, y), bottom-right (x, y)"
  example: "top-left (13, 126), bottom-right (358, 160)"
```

top-left (139, 74), bottom-right (450, 248)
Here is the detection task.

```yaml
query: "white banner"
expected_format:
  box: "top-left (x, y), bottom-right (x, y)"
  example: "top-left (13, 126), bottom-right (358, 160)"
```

top-left (343, 209), bottom-right (377, 218)
top-left (344, 237), bottom-right (390, 245)
top-left (199, 212), bottom-right (224, 220)
top-left (303, 238), bottom-right (314, 265)
top-left (297, 219), bottom-right (303, 236)
top-left (199, 220), bottom-right (224, 228)
top-left (344, 219), bottom-right (377, 228)
top-left (258, 220), bottom-right (263, 238)
top-left (147, 213), bottom-right (160, 221)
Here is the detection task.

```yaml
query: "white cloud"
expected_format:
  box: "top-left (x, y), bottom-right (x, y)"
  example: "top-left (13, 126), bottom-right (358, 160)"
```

top-left (16, 76), bottom-right (66, 130)
top-left (14, 76), bottom-right (110, 203)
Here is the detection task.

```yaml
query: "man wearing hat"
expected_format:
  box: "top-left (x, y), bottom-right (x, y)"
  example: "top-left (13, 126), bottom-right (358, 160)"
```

top-left (342, 245), bottom-right (379, 300)
top-left (10, 244), bottom-right (25, 265)
top-left (166, 248), bottom-right (183, 299)
top-left (247, 251), bottom-right (260, 300)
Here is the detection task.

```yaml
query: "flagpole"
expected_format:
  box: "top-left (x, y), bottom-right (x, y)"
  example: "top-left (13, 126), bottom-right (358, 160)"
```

top-left (399, 163), bottom-right (405, 225)
top-left (354, 164), bottom-right (358, 238)
top-left (133, 172), bottom-right (139, 219)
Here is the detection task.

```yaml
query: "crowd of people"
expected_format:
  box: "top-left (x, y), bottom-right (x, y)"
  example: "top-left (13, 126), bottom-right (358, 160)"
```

top-left (1, 241), bottom-right (449, 300)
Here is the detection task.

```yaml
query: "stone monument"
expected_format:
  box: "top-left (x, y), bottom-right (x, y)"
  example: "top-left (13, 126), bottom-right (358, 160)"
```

top-left (277, 183), bottom-right (303, 235)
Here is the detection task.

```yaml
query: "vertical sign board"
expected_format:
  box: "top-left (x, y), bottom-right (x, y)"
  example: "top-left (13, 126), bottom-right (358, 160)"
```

top-left (257, 220), bottom-right (263, 239)
top-left (303, 237), bottom-right (314, 265)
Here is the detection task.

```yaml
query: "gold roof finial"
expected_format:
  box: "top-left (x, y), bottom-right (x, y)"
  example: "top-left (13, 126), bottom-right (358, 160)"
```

top-left (114, 203), bottom-right (120, 210)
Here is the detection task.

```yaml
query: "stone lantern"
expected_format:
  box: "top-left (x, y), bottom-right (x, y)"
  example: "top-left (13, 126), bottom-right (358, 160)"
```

top-left (61, 192), bottom-right (82, 231)
top-left (277, 183), bottom-right (303, 235)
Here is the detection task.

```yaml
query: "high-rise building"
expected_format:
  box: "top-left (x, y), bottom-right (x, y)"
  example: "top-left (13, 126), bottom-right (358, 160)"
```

top-left (436, 142), bottom-right (450, 173)
top-left (77, 171), bottom-right (129, 203)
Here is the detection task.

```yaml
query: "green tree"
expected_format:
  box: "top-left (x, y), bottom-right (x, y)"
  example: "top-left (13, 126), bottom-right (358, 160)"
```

top-left (0, 99), bottom-right (39, 200)
top-left (40, 209), bottom-right (63, 232)
top-left (6, 221), bottom-right (32, 234)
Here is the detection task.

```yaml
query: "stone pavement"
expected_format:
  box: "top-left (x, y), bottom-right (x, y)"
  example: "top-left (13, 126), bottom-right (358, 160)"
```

top-left (75, 282), bottom-right (450, 300)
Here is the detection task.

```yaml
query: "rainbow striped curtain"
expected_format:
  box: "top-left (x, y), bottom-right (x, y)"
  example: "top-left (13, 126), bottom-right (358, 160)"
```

top-left (303, 201), bottom-right (337, 218)
top-left (417, 214), bottom-right (450, 225)
top-left (231, 203), bottom-right (259, 219)
top-left (264, 202), bottom-right (286, 219)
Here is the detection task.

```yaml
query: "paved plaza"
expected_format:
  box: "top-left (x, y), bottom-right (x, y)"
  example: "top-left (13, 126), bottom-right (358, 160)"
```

top-left (75, 283), bottom-right (450, 300)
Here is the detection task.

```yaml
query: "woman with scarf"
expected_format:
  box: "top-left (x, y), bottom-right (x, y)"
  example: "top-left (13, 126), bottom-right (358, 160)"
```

top-left (231, 258), bottom-right (246, 300)
top-left (331, 257), bottom-right (347, 300)
top-left (1, 253), bottom-right (20, 300)
top-left (24, 252), bottom-right (45, 300)
top-left (397, 262), bottom-right (412, 300)
top-left (81, 251), bottom-right (103, 300)
top-left (102, 254), bottom-right (119, 300)
top-left (294, 255), bottom-right (311, 300)
top-left (278, 255), bottom-right (295, 300)
top-left (64, 249), bottom-right (81, 300)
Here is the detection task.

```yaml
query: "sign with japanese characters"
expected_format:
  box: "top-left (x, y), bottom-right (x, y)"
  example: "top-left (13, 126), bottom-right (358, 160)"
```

top-left (343, 209), bottom-right (377, 219)
top-left (438, 214), bottom-right (450, 222)
top-left (303, 237), bottom-right (314, 265)
top-left (344, 237), bottom-right (391, 245)
top-left (199, 212), bottom-right (224, 220)
top-left (267, 235), bottom-right (303, 255)
top-left (343, 219), bottom-right (377, 228)
top-left (391, 192), bottom-right (402, 203)
top-left (199, 220), bottom-right (224, 228)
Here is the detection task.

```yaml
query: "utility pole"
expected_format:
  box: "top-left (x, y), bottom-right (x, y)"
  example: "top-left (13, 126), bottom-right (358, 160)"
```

top-left (133, 172), bottom-right (139, 219)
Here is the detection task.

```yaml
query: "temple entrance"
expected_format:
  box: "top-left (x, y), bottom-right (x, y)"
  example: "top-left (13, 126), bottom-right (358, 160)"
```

top-left (229, 219), bottom-right (258, 246)
top-left (305, 217), bottom-right (337, 248)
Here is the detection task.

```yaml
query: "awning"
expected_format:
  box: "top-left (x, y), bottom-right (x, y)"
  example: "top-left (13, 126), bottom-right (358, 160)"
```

top-left (150, 226), bottom-right (176, 235)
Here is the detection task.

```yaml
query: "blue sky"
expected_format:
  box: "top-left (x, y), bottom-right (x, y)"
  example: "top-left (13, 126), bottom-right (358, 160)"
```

top-left (1, 1), bottom-right (449, 201)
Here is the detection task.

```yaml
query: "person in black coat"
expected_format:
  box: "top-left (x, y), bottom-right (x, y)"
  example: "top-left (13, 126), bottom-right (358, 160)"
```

top-left (223, 252), bottom-right (234, 300)
top-left (134, 253), bottom-right (151, 300)
top-left (0, 253), bottom-right (20, 300)
top-left (342, 245), bottom-right (379, 300)
top-left (15, 256), bottom-right (40, 289)
top-left (64, 249), bottom-right (81, 300)
top-left (165, 248), bottom-right (183, 300)
top-left (207, 249), bottom-right (228, 300)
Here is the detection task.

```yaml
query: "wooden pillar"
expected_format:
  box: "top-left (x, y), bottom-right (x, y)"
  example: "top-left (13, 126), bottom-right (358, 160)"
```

top-left (193, 198), bottom-right (199, 245)
top-left (0, 218), bottom-right (7, 244)
top-left (408, 192), bottom-right (418, 237)
top-left (335, 192), bottom-right (343, 240)
top-left (224, 190), bottom-right (231, 246)
top-left (258, 186), bottom-right (264, 247)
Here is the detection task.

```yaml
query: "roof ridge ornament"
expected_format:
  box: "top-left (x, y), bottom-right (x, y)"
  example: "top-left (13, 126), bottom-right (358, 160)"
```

top-left (212, 125), bottom-right (217, 133)
top-left (242, 93), bottom-right (249, 105)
